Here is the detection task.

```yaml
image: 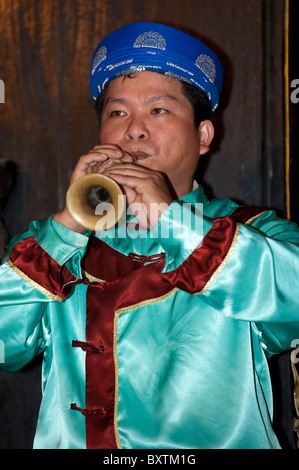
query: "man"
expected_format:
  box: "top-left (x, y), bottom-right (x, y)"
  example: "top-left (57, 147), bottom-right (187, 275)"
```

top-left (1, 22), bottom-right (299, 449)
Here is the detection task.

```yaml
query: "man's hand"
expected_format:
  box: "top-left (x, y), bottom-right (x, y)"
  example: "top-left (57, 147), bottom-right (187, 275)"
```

top-left (103, 163), bottom-right (173, 230)
top-left (68, 144), bottom-right (135, 185)
top-left (53, 144), bottom-right (130, 232)
top-left (53, 144), bottom-right (173, 232)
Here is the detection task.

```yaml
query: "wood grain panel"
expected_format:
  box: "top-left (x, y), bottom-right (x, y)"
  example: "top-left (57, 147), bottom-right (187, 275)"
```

top-left (0, 0), bottom-right (291, 449)
top-left (0, 0), bottom-right (287, 230)
top-left (0, 0), bottom-right (62, 225)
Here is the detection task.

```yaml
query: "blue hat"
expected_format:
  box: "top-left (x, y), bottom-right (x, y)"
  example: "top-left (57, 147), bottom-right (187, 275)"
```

top-left (89, 22), bottom-right (223, 111)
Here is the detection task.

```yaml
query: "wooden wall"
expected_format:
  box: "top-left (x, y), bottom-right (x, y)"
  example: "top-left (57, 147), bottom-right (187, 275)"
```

top-left (0, 0), bottom-right (288, 233)
top-left (0, 0), bottom-right (296, 449)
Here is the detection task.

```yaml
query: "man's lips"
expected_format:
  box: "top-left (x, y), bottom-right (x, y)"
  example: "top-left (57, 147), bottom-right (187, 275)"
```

top-left (129, 150), bottom-right (151, 161)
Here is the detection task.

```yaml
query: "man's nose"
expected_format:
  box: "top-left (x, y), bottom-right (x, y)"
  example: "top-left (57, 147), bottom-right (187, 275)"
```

top-left (125, 117), bottom-right (149, 140)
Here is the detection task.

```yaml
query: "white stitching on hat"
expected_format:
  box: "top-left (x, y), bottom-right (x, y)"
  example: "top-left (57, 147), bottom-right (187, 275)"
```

top-left (91, 46), bottom-right (107, 74)
top-left (133, 31), bottom-right (166, 50)
top-left (106, 58), bottom-right (134, 71)
top-left (195, 54), bottom-right (216, 83)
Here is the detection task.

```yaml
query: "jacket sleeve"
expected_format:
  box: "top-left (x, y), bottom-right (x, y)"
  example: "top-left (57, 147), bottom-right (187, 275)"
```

top-left (154, 201), bottom-right (299, 355)
top-left (0, 216), bottom-right (90, 371)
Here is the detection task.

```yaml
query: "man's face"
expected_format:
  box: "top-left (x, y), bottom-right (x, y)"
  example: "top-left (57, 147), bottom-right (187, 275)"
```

top-left (99, 71), bottom-right (213, 197)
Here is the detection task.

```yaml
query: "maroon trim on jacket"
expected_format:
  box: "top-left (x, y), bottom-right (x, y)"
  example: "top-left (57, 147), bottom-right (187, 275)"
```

top-left (161, 216), bottom-right (237, 293)
top-left (8, 236), bottom-right (78, 299)
top-left (161, 206), bottom-right (267, 294)
top-left (80, 236), bottom-right (172, 448)
top-left (230, 205), bottom-right (267, 225)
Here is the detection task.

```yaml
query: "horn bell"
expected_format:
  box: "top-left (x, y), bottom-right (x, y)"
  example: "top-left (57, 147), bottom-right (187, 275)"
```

top-left (66, 173), bottom-right (125, 231)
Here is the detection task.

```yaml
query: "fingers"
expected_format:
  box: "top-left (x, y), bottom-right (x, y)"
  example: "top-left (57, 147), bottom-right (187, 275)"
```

top-left (103, 163), bottom-right (162, 189)
top-left (61, 145), bottom-right (139, 232)
top-left (103, 163), bottom-right (173, 206)
top-left (69, 144), bottom-right (135, 184)
top-left (103, 163), bottom-right (165, 183)
top-left (88, 144), bottom-right (136, 164)
top-left (103, 164), bottom-right (172, 229)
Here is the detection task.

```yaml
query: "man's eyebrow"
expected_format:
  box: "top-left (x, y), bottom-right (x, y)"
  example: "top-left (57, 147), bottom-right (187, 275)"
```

top-left (103, 97), bottom-right (127, 106)
top-left (104, 95), bottom-right (178, 106)
top-left (146, 95), bottom-right (178, 103)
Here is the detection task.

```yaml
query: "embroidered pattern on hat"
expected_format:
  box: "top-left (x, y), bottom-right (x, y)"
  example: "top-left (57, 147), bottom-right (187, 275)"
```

top-left (165, 71), bottom-right (191, 83)
top-left (195, 54), bottom-right (216, 83)
top-left (91, 46), bottom-right (107, 74)
top-left (133, 31), bottom-right (166, 50)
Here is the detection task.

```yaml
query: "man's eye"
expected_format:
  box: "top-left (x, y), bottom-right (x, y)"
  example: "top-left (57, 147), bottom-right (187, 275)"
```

top-left (151, 108), bottom-right (168, 115)
top-left (110, 110), bottom-right (125, 117)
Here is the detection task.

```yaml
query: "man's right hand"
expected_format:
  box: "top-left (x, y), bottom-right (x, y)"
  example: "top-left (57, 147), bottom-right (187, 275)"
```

top-left (53, 144), bottom-right (134, 233)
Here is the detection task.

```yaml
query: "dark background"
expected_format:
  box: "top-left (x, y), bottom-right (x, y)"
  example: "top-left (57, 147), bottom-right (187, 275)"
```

top-left (0, 0), bottom-right (298, 449)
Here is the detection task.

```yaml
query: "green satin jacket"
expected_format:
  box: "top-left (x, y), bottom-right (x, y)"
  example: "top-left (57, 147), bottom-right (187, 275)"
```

top-left (1, 185), bottom-right (299, 449)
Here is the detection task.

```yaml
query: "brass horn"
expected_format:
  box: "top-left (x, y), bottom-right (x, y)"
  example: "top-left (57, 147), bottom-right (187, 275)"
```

top-left (66, 173), bottom-right (125, 231)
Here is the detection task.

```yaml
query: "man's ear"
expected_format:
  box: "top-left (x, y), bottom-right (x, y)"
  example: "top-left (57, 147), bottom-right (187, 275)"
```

top-left (198, 120), bottom-right (214, 155)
